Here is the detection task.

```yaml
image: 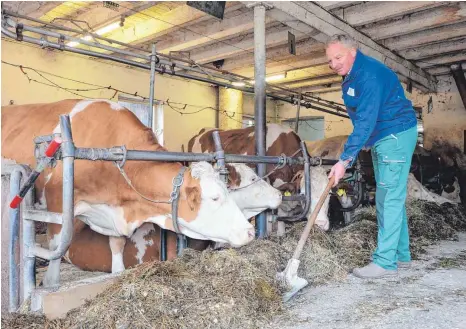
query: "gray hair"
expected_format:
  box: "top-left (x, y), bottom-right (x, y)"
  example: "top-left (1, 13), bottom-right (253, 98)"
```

top-left (326, 34), bottom-right (358, 49)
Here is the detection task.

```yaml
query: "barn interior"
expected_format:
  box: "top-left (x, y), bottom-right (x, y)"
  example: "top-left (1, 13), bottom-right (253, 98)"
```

top-left (1, 1), bottom-right (466, 328)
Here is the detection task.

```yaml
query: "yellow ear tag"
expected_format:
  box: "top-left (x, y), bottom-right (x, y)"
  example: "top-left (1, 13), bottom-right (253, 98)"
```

top-left (284, 191), bottom-right (292, 197)
top-left (336, 189), bottom-right (346, 197)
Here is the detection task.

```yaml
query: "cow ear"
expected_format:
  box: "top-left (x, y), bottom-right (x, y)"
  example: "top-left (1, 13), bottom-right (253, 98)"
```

top-left (226, 164), bottom-right (240, 188)
top-left (186, 186), bottom-right (201, 211)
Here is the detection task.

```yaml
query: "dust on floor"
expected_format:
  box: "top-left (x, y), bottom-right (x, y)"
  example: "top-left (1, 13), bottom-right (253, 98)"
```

top-left (262, 232), bottom-right (466, 329)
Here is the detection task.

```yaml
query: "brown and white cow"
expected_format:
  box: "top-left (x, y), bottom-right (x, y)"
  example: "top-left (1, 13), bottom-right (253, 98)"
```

top-left (187, 124), bottom-right (335, 231)
top-left (63, 162), bottom-right (283, 272)
top-left (187, 125), bottom-right (304, 215)
top-left (1, 99), bottom-right (254, 282)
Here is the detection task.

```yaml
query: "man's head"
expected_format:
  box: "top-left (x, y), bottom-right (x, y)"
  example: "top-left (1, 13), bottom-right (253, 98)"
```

top-left (325, 34), bottom-right (358, 76)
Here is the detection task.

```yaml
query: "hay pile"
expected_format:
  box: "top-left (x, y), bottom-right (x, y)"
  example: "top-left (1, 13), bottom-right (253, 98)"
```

top-left (2, 200), bottom-right (466, 329)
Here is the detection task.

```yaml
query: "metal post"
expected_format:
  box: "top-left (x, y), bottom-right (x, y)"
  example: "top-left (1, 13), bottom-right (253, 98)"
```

top-left (177, 235), bottom-right (187, 257)
top-left (149, 43), bottom-right (156, 129)
top-left (451, 64), bottom-right (466, 110)
top-left (32, 116), bottom-right (74, 261)
top-left (21, 166), bottom-right (35, 307)
top-left (253, 3), bottom-right (268, 239)
top-left (215, 86), bottom-right (220, 129)
top-left (212, 131), bottom-right (228, 184)
top-left (160, 229), bottom-right (167, 261)
top-left (8, 170), bottom-right (21, 312)
top-left (294, 94), bottom-right (301, 133)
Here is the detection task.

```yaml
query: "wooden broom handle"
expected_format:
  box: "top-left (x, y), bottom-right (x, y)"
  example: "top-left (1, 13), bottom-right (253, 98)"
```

top-left (292, 176), bottom-right (335, 260)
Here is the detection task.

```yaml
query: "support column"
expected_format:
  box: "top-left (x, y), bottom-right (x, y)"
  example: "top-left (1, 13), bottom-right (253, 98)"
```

top-left (252, 2), bottom-right (271, 239)
top-left (219, 88), bottom-right (243, 130)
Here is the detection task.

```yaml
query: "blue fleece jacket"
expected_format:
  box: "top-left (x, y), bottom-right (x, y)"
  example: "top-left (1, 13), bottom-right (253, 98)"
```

top-left (339, 50), bottom-right (417, 166)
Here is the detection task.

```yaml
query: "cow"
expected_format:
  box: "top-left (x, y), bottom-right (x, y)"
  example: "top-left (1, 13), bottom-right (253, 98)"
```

top-left (62, 162), bottom-right (283, 272)
top-left (187, 124), bottom-right (334, 232)
top-left (187, 125), bottom-right (304, 216)
top-left (1, 99), bottom-right (254, 283)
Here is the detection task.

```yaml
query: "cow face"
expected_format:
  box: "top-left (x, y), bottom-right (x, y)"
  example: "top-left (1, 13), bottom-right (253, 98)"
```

top-left (226, 163), bottom-right (282, 219)
top-left (179, 162), bottom-right (254, 247)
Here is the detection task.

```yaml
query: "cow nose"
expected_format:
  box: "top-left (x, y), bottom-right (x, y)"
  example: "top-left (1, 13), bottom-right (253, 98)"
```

top-left (247, 228), bottom-right (255, 238)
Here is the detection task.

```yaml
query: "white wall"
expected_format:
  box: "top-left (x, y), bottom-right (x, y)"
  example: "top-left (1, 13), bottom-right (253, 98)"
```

top-left (1, 39), bottom-right (218, 151)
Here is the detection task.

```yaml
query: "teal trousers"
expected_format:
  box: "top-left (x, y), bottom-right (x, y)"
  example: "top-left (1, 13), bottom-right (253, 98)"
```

top-left (371, 126), bottom-right (418, 270)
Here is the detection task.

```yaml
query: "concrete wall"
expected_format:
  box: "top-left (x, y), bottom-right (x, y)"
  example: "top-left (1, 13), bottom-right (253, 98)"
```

top-left (1, 39), bottom-right (217, 151)
top-left (242, 93), bottom-right (278, 123)
top-left (408, 75), bottom-right (466, 151)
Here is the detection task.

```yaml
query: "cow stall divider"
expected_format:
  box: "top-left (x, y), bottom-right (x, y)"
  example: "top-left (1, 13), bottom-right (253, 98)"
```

top-left (6, 113), bottom-right (342, 313)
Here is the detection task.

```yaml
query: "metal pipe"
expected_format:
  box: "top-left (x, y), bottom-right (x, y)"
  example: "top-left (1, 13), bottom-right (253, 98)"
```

top-left (294, 93), bottom-right (301, 133)
top-left (276, 142), bottom-right (312, 222)
top-left (215, 86), bottom-right (220, 129)
top-left (149, 44), bottom-right (156, 129)
top-left (1, 24), bottom-right (349, 118)
top-left (31, 116), bottom-right (75, 261)
top-left (160, 229), bottom-right (167, 261)
top-left (177, 235), bottom-right (187, 257)
top-left (72, 147), bottom-right (303, 165)
top-left (9, 170), bottom-right (21, 312)
top-left (451, 63), bottom-right (466, 110)
top-left (212, 131), bottom-right (228, 184)
top-left (253, 3), bottom-right (267, 239)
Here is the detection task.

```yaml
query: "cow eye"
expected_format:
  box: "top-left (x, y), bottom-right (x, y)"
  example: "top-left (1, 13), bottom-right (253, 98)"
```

top-left (212, 196), bottom-right (219, 201)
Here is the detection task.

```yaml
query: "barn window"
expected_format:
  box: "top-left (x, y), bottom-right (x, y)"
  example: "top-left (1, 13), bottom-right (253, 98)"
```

top-left (118, 95), bottom-right (164, 146)
top-left (242, 115), bottom-right (255, 128)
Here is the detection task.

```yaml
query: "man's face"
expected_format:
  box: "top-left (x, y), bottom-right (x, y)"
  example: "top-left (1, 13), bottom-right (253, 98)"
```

top-left (326, 42), bottom-right (357, 76)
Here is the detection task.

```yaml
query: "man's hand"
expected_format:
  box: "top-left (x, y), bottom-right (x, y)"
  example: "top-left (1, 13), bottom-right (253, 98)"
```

top-left (328, 161), bottom-right (347, 187)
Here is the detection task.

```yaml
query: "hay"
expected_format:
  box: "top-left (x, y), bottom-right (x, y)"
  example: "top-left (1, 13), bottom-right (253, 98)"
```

top-left (3, 200), bottom-right (466, 329)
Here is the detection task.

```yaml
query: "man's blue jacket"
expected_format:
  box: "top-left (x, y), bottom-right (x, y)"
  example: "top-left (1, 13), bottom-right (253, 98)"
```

top-left (340, 50), bottom-right (417, 166)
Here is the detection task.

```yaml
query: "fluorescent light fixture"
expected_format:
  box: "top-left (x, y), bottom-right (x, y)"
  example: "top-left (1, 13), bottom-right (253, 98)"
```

top-left (232, 81), bottom-right (246, 87)
top-left (248, 73), bottom-right (287, 84)
top-left (265, 73), bottom-right (286, 82)
top-left (66, 21), bottom-right (120, 47)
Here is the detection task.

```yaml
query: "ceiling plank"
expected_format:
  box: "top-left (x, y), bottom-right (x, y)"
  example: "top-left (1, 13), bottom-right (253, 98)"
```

top-left (316, 1), bottom-right (363, 11)
top-left (331, 1), bottom-right (447, 27)
top-left (188, 25), bottom-right (308, 64)
top-left (426, 63), bottom-right (466, 76)
top-left (415, 53), bottom-right (466, 69)
top-left (397, 38), bottom-right (466, 60)
top-left (232, 52), bottom-right (329, 77)
top-left (381, 21), bottom-right (466, 51)
top-left (261, 1), bottom-right (437, 92)
top-left (221, 37), bottom-right (324, 71)
top-left (360, 3), bottom-right (466, 40)
top-left (280, 76), bottom-right (343, 89)
top-left (155, 11), bottom-right (274, 53)
top-left (2, 1), bottom-right (65, 19)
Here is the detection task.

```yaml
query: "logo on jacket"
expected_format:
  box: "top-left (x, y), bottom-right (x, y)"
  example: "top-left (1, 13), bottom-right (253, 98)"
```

top-left (347, 87), bottom-right (355, 97)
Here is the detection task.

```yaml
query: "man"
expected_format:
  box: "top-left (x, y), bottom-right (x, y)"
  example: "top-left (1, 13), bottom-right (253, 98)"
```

top-left (326, 34), bottom-right (418, 279)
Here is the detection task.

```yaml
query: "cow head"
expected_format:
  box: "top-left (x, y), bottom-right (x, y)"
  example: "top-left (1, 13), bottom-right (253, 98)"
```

top-left (226, 163), bottom-right (282, 219)
top-left (177, 162), bottom-right (254, 247)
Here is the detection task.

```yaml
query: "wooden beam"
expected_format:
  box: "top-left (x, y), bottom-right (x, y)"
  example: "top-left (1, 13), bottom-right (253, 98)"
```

top-left (360, 3), bottom-right (466, 40)
top-left (221, 38), bottom-right (324, 71)
top-left (2, 1), bottom-right (65, 19)
top-left (281, 76), bottom-right (343, 89)
top-left (316, 1), bottom-right (362, 11)
top-left (397, 38), bottom-right (466, 60)
top-left (155, 11), bottom-right (274, 53)
top-left (232, 52), bottom-right (329, 77)
top-left (331, 1), bottom-right (447, 27)
top-left (189, 25), bottom-right (307, 64)
top-left (381, 21), bottom-right (466, 51)
top-left (415, 53), bottom-right (466, 69)
top-left (264, 1), bottom-right (437, 92)
top-left (426, 63), bottom-right (466, 76)
top-left (122, 3), bottom-right (247, 51)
